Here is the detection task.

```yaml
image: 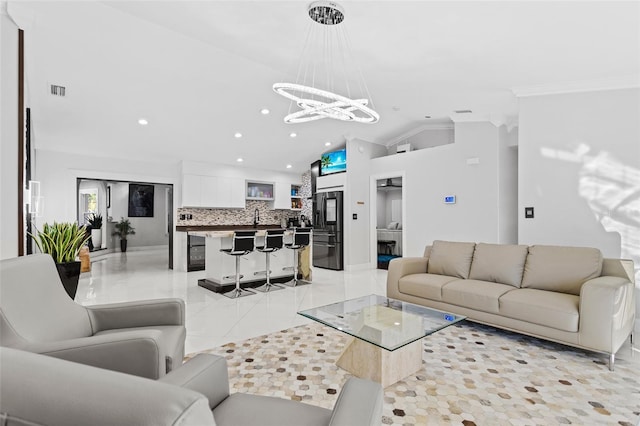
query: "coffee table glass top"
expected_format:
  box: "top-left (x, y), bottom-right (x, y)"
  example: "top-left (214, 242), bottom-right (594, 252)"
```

top-left (298, 294), bottom-right (466, 351)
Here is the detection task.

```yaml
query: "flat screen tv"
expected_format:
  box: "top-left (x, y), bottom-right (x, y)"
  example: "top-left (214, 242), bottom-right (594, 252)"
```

top-left (320, 148), bottom-right (347, 176)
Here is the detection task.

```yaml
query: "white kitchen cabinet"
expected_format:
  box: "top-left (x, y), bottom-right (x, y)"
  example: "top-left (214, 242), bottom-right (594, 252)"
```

top-left (182, 174), bottom-right (202, 207)
top-left (182, 174), bottom-right (245, 208)
top-left (273, 181), bottom-right (291, 210)
top-left (200, 176), bottom-right (220, 207)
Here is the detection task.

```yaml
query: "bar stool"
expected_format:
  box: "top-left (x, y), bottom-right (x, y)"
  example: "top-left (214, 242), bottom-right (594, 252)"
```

top-left (283, 227), bottom-right (312, 287)
top-left (254, 229), bottom-right (286, 293)
top-left (220, 230), bottom-right (257, 299)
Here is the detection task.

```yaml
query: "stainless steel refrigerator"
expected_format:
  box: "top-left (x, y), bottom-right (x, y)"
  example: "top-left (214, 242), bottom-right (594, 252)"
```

top-left (313, 191), bottom-right (344, 270)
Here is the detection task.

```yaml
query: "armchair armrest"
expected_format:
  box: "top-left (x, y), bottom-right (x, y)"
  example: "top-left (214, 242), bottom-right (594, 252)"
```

top-left (579, 276), bottom-right (636, 354)
top-left (87, 298), bottom-right (185, 332)
top-left (328, 378), bottom-right (383, 426)
top-left (0, 347), bottom-right (214, 426)
top-left (17, 329), bottom-right (167, 379)
top-left (160, 353), bottom-right (230, 409)
top-left (386, 257), bottom-right (429, 299)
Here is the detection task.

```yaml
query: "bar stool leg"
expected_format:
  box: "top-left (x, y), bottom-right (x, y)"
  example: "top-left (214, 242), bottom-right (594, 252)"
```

top-left (222, 256), bottom-right (256, 298)
top-left (254, 252), bottom-right (284, 293)
top-left (283, 248), bottom-right (310, 287)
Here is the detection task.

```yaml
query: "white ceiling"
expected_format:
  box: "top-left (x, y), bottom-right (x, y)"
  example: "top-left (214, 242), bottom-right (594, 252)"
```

top-left (8, 1), bottom-right (640, 174)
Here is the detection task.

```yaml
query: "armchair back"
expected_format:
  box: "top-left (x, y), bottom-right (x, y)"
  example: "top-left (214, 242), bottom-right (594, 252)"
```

top-left (0, 254), bottom-right (92, 346)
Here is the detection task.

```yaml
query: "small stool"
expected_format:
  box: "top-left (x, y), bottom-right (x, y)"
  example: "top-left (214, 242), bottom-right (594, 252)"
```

top-left (283, 227), bottom-right (311, 287)
top-left (254, 229), bottom-right (286, 293)
top-left (220, 231), bottom-right (257, 299)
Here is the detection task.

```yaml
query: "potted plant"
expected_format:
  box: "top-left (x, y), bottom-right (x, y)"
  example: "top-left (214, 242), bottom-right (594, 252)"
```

top-left (29, 222), bottom-right (90, 299)
top-left (87, 213), bottom-right (103, 250)
top-left (113, 217), bottom-right (135, 252)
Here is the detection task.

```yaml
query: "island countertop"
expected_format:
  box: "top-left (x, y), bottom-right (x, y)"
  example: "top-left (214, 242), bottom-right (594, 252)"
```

top-left (176, 225), bottom-right (285, 232)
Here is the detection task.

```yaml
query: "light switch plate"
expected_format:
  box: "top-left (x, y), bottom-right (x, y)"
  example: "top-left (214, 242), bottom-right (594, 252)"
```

top-left (525, 207), bottom-right (534, 218)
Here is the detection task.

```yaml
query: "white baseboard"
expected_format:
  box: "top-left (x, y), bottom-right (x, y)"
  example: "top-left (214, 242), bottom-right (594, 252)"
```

top-left (121, 245), bottom-right (168, 252)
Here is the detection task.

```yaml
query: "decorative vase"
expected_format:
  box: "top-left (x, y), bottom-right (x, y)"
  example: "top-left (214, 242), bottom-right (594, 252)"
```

top-left (91, 228), bottom-right (102, 249)
top-left (55, 261), bottom-right (82, 300)
top-left (120, 239), bottom-right (128, 252)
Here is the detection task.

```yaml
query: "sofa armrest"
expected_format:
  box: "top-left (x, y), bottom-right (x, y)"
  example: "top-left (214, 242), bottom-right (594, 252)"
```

top-left (16, 329), bottom-right (167, 379)
top-left (160, 354), bottom-right (230, 410)
top-left (87, 298), bottom-right (185, 332)
top-left (386, 257), bottom-right (429, 299)
top-left (0, 347), bottom-right (214, 426)
top-left (579, 276), bottom-right (636, 354)
top-left (328, 377), bottom-right (383, 426)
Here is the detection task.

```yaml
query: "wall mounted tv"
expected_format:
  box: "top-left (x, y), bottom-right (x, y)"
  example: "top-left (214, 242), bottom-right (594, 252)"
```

top-left (320, 148), bottom-right (347, 176)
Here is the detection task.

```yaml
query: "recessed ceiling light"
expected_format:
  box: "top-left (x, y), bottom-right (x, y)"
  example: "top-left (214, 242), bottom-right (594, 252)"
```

top-left (236, 158), bottom-right (243, 162)
top-left (260, 108), bottom-right (270, 115)
top-left (289, 132), bottom-right (297, 138)
top-left (286, 164), bottom-right (292, 169)
top-left (424, 115), bottom-right (431, 119)
top-left (138, 118), bottom-right (148, 125)
top-left (325, 142), bottom-right (331, 147)
top-left (234, 132), bottom-right (242, 138)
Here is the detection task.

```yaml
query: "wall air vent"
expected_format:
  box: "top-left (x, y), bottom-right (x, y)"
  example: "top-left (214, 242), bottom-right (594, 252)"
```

top-left (50, 84), bottom-right (66, 97)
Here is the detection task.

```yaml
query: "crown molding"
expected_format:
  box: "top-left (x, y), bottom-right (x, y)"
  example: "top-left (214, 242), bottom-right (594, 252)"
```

top-left (384, 122), bottom-right (454, 147)
top-left (512, 75), bottom-right (640, 97)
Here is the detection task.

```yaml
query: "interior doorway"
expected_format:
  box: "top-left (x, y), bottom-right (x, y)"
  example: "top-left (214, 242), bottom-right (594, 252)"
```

top-left (76, 178), bottom-right (174, 269)
top-left (374, 176), bottom-right (404, 270)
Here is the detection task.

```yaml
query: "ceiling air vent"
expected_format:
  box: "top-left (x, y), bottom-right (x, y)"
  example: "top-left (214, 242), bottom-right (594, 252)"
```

top-left (50, 84), bottom-right (66, 97)
top-left (454, 109), bottom-right (472, 114)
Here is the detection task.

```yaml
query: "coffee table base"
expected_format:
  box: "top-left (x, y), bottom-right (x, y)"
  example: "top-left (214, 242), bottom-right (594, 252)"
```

top-left (336, 337), bottom-right (423, 388)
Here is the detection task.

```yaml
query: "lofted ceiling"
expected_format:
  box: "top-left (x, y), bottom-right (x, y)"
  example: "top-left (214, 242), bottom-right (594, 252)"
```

top-left (7, 1), bottom-right (640, 174)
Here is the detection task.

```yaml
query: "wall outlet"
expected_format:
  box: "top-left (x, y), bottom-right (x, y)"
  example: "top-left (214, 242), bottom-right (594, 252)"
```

top-left (179, 214), bottom-right (186, 220)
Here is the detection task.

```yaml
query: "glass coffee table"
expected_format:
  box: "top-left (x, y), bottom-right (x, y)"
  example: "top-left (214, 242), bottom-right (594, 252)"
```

top-left (298, 294), bottom-right (466, 387)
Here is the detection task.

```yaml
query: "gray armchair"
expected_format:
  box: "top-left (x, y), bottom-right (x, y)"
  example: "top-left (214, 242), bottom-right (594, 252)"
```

top-left (0, 254), bottom-right (186, 379)
top-left (0, 347), bottom-right (384, 426)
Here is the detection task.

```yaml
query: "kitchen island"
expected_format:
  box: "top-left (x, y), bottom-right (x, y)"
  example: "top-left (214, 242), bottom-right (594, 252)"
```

top-left (177, 225), bottom-right (312, 293)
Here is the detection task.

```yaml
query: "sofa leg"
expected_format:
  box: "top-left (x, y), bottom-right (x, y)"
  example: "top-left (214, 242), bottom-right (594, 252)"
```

top-left (608, 353), bottom-right (615, 371)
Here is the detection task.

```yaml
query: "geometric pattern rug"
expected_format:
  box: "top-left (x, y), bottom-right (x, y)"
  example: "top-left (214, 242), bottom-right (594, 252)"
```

top-left (188, 322), bottom-right (640, 425)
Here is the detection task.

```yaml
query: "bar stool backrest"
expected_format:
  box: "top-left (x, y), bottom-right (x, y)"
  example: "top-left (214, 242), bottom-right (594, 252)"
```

top-left (264, 229), bottom-right (285, 251)
top-left (292, 227), bottom-right (311, 248)
top-left (231, 231), bottom-right (256, 254)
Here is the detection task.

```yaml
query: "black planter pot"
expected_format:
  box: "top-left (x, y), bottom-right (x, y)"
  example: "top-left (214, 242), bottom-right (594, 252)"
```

top-left (120, 239), bottom-right (128, 252)
top-left (55, 261), bottom-right (82, 300)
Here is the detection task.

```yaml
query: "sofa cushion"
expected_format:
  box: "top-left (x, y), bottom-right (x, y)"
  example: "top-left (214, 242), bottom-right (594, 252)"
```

top-left (442, 279), bottom-right (516, 314)
top-left (427, 240), bottom-right (476, 279)
top-left (499, 288), bottom-right (580, 332)
top-left (398, 274), bottom-right (460, 301)
top-left (521, 245), bottom-right (603, 295)
top-left (469, 243), bottom-right (529, 287)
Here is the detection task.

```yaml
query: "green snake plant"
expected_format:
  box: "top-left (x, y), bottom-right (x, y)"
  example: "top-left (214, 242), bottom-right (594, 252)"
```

top-left (29, 222), bottom-right (90, 263)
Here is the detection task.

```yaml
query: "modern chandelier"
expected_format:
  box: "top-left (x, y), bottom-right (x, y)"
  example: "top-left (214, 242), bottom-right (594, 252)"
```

top-left (273, 1), bottom-right (380, 124)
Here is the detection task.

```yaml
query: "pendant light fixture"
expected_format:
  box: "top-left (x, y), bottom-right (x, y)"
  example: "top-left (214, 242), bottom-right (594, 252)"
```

top-left (273, 1), bottom-right (380, 124)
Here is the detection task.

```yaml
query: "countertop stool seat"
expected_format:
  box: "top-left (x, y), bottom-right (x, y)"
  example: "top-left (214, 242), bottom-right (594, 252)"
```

top-left (220, 231), bottom-right (257, 299)
top-left (254, 229), bottom-right (286, 293)
top-left (283, 227), bottom-right (311, 287)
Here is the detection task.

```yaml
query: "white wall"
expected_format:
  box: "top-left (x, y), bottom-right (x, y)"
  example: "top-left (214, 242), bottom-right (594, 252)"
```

top-left (0, 8), bottom-right (20, 259)
top-left (371, 121), bottom-right (516, 257)
top-left (517, 88), bottom-right (640, 329)
top-left (498, 126), bottom-right (518, 244)
top-left (346, 139), bottom-right (388, 268)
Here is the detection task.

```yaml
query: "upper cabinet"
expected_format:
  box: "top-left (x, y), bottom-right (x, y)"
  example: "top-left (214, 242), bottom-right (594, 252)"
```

top-left (273, 181), bottom-right (291, 210)
top-left (182, 174), bottom-right (245, 208)
top-left (246, 181), bottom-right (274, 201)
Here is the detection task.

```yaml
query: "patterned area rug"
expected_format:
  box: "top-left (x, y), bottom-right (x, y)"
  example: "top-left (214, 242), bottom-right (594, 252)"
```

top-left (188, 322), bottom-right (639, 425)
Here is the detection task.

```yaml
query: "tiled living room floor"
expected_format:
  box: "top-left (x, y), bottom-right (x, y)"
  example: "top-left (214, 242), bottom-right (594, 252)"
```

top-left (78, 248), bottom-right (639, 425)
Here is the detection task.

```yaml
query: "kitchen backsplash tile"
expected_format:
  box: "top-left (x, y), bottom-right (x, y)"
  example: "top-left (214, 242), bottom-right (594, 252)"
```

top-left (177, 200), bottom-right (300, 227)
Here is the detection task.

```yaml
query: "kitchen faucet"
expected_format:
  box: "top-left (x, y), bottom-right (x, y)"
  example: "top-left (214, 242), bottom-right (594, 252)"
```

top-left (253, 208), bottom-right (259, 228)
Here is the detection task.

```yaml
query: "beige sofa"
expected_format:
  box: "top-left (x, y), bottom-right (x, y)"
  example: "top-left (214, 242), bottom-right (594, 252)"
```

top-left (387, 240), bottom-right (636, 370)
